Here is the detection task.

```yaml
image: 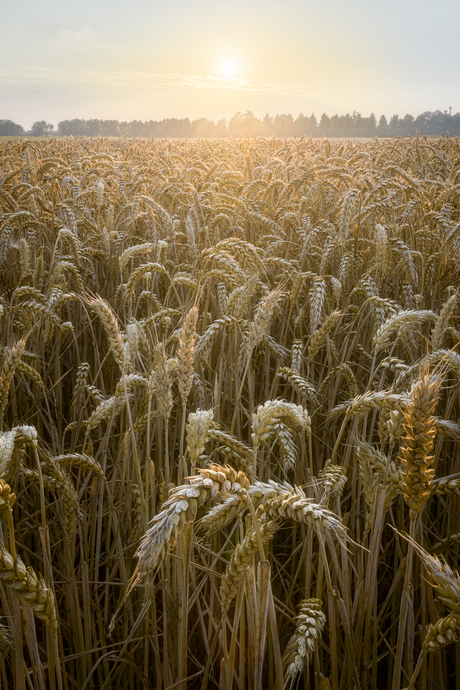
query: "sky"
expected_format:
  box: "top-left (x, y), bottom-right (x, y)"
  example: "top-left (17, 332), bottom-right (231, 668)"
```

top-left (1, 0), bottom-right (460, 129)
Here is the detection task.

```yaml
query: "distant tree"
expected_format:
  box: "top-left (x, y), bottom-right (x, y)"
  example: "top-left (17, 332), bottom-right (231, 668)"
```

top-left (58, 119), bottom-right (87, 136)
top-left (342, 113), bottom-right (353, 135)
top-left (0, 119), bottom-right (24, 136)
top-left (100, 120), bottom-right (120, 137)
top-left (414, 112), bottom-right (431, 135)
top-left (29, 121), bottom-right (54, 136)
top-left (367, 113), bottom-right (377, 136)
top-left (318, 114), bottom-right (331, 135)
top-left (215, 119), bottom-right (227, 137)
top-left (228, 112), bottom-right (261, 137)
top-left (305, 114), bottom-right (318, 136)
top-left (244, 112), bottom-right (262, 136)
top-left (85, 119), bottom-right (102, 136)
top-left (126, 120), bottom-right (147, 137)
top-left (155, 118), bottom-right (189, 138)
top-left (274, 114), bottom-right (295, 136)
top-left (191, 118), bottom-right (215, 138)
top-left (389, 114), bottom-right (400, 135)
top-left (262, 113), bottom-right (274, 136)
top-left (430, 110), bottom-right (450, 135)
top-left (227, 112), bottom-right (242, 136)
top-left (330, 113), bottom-right (353, 137)
top-left (400, 114), bottom-right (415, 136)
top-left (144, 120), bottom-right (162, 137)
top-left (350, 111), bottom-right (363, 134)
top-left (46, 109), bottom-right (460, 139)
top-left (377, 115), bottom-right (388, 136)
top-left (294, 113), bottom-right (307, 136)
top-left (451, 113), bottom-right (460, 136)
top-left (329, 114), bottom-right (341, 137)
top-left (57, 120), bottom-right (70, 135)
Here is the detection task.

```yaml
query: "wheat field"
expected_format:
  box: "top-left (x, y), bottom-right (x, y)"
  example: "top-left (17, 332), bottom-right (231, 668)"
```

top-left (1, 134), bottom-right (460, 690)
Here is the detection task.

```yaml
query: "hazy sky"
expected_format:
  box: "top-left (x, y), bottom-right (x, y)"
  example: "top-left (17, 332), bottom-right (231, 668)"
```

top-left (2, 0), bottom-right (459, 128)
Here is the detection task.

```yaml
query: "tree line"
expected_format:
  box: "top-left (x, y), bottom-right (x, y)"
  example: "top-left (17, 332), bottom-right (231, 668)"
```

top-left (2, 109), bottom-right (460, 138)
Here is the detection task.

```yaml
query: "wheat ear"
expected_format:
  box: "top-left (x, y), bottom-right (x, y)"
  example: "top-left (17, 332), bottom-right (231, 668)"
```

top-left (431, 291), bottom-right (458, 351)
top-left (398, 374), bottom-right (439, 519)
top-left (0, 544), bottom-right (57, 629)
top-left (422, 614), bottom-right (460, 653)
top-left (135, 464), bottom-right (250, 577)
top-left (318, 462), bottom-right (347, 505)
top-left (238, 287), bottom-right (282, 371)
top-left (177, 306), bottom-right (199, 405)
top-left (84, 295), bottom-right (125, 372)
top-left (282, 598), bottom-right (326, 684)
top-left (220, 514), bottom-right (279, 613)
top-left (0, 338), bottom-right (27, 427)
top-left (0, 479), bottom-right (56, 629)
top-left (186, 408), bottom-right (215, 473)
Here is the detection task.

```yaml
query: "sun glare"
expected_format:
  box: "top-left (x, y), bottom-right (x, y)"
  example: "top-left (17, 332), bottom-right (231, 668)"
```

top-left (221, 59), bottom-right (238, 78)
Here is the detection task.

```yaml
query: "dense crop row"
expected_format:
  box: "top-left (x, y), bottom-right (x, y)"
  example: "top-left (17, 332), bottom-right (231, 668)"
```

top-left (1, 135), bottom-right (460, 689)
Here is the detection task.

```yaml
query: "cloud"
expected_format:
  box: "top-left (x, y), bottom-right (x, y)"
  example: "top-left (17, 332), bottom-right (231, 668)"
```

top-left (0, 67), bottom-right (315, 97)
top-left (58, 28), bottom-right (95, 43)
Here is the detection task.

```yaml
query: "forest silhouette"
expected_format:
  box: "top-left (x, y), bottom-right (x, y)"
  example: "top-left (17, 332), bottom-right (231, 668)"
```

top-left (1, 109), bottom-right (459, 137)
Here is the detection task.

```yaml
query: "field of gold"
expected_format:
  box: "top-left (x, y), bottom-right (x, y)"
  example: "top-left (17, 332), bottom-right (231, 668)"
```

top-left (1, 135), bottom-right (460, 690)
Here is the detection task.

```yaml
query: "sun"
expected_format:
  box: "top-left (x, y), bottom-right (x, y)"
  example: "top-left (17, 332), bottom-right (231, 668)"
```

top-left (221, 59), bottom-right (238, 78)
